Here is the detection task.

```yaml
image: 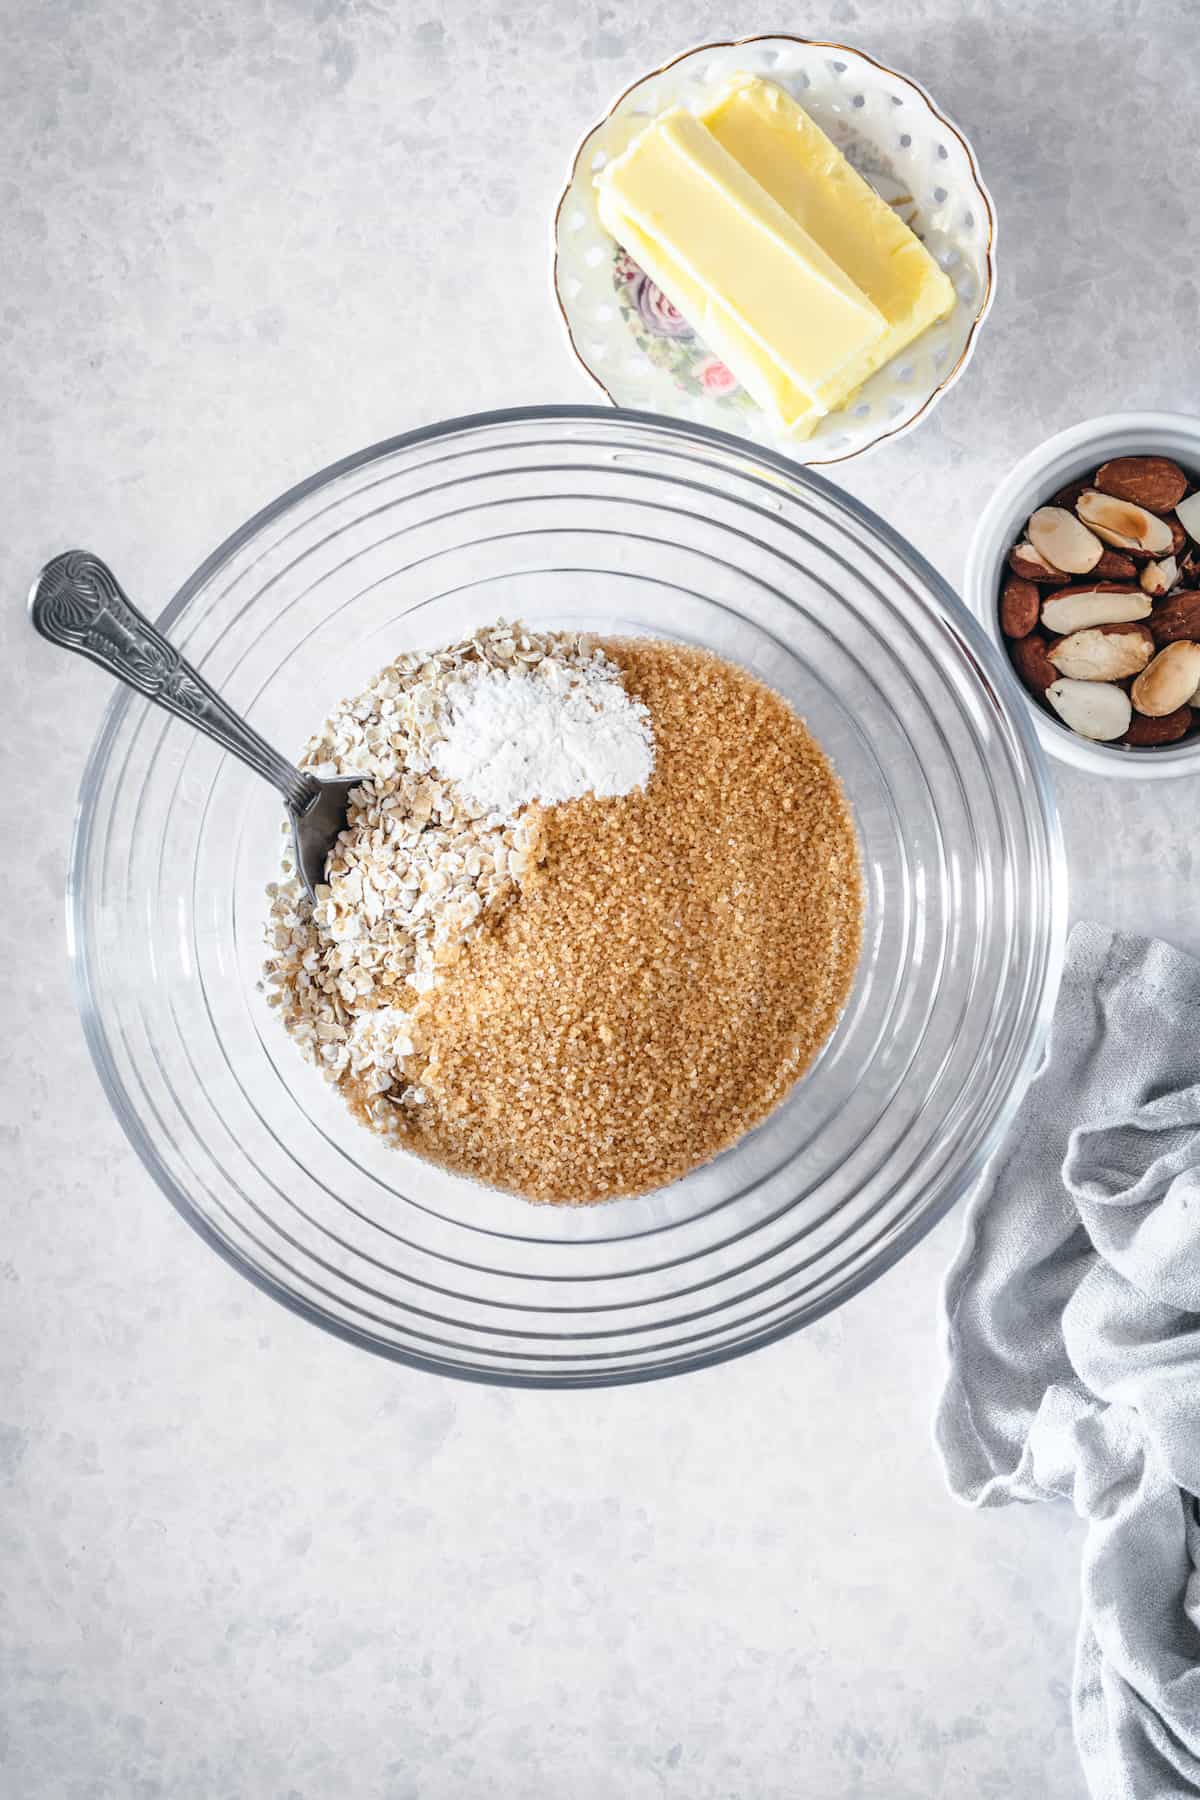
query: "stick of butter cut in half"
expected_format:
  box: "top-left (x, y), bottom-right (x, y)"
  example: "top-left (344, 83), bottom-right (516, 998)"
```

top-left (701, 77), bottom-right (956, 407)
top-left (594, 81), bottom-right (957, 437)
top-left (595, 107), bottom-right (887, 434)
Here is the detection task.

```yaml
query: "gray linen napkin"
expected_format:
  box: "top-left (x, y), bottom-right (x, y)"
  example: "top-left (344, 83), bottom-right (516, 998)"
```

top-left (936, 922), bottom-right (1200, 1799)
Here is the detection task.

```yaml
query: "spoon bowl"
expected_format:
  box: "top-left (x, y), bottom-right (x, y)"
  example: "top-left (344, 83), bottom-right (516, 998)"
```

top-left (290, 775), bottom-right (361, 897)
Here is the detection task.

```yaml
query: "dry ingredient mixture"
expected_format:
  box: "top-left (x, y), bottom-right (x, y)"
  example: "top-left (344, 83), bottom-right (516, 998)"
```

top-left (263, 624), bottom-right (862, 1204)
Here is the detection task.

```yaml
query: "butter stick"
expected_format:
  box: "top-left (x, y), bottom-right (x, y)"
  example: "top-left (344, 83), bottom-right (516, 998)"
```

top-left (596, 108), bottom-right (887, 431)
top-left (701, 77), bottom-right (956, 406)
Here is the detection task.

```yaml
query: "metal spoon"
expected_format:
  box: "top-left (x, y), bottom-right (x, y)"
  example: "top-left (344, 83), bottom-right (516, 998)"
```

top-left (29, 549), bottom-right (359, 899)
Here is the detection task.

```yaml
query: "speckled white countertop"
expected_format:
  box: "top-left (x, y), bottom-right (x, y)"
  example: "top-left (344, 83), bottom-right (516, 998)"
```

top-left (4, 2), bottom-right (1197, 1794)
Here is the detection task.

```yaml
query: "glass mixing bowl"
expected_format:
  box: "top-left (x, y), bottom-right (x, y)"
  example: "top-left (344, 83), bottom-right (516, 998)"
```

top-left (70, 406), bottom-right (1065, 1386)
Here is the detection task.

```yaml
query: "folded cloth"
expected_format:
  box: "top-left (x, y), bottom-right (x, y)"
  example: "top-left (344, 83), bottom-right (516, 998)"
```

top-left (936, 923), bottom-right (1200, 1800)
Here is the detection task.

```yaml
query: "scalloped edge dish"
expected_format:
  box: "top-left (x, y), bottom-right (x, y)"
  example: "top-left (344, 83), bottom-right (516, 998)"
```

top-left (552, 35), bottom-right (997, 465)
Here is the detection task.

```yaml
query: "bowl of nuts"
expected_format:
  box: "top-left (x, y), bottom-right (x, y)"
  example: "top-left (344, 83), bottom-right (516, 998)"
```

top-left (965, 412), bottom-right (1200, 776)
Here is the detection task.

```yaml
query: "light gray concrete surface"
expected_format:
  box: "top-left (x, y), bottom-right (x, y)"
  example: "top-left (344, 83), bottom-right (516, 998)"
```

top-left (3, 0), bottom-right (1196, 1793)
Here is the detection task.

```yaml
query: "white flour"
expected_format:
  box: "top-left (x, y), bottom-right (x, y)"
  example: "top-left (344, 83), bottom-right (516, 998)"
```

top-left (433, 655), bottom-right (654, 816)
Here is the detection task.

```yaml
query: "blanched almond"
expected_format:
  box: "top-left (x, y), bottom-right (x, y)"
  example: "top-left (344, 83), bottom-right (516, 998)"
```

top-left (1028, 506), bottom-right (1103, 574)
top-left (1140, 556), bottom-right (1178, 596)
top-left (1132, 642), bottom-right (1200, 716)
top-left (1040, 584), bottom-right (1151, 634)
top-left (1046, 679), bottom-right (1131, 741)
top-left (1047, 623), bottom-right (1154, 681)
top-left (1008, 541), bottom-right (1062, 583)
top-left (1075, 489), bottom-right (1175, 555)
top-left (1175, 491), bottom-right (1200, 542)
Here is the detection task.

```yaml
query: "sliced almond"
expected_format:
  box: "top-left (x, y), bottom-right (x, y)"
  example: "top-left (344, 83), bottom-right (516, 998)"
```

top-left (1075, 489), bottom-right (1175, 555)
top-left (1028, 506), bottom-right (1103, 574)
top-left (1008, 541), bottom-right (1062, 583)
top-left (1040, 584), bottom-right (1151, 635)
top-left (1175, 490), bottom-right (1200, 543)
top-left (1046, 679), bottom-right (1131, 741)
top-left (1140, 555), bottom-right (1178, 596)
top-left (1047, 623), bottom-right (1154, 682)
top-left (1094, 456), bottom-right (1188, 514)
top-left (1132, 641), bottom-right (1200, 716)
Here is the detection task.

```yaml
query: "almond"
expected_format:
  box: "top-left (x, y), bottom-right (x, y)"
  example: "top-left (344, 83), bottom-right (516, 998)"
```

top-left (1009, 632), bottom-right (1058, 695)
top-left (1140, 555), bottom-right (1178, 596)
top-left (1094, 456), bottom-right (1188, 514)
top-left (1000, 577), bottom-right (1040, 638)
top-left (1123, 706), bottom-right (1193, 746)
top-left (1028, 506), bottom-right (1104, 574)
top-left (1049, 478), bottom-right (1090, 512)
top-left (1046, 678), bottom-right (1131, 741)
top-left (1075, 489), bottom-right (1175, 555)
top-left (1178, 550), bottom-right (1200, 589)
top-left (1131, 641), bottom-right (1200, 716)
top-left (1040, 583), bottom-right (1151, 635)
top-left (1175, 491), bottom-right (1200, 543)
top-left (1047, 623), bottom-right (1155, 682)
top-left (1008, 541), bottom-right (1063, 583)
top-left (1149, 589), bottom-right (1200, 643)
top-left (1165, 517), bottom-right (1187, 558)
top-left (1095, 548), bottom-right (1138, 580)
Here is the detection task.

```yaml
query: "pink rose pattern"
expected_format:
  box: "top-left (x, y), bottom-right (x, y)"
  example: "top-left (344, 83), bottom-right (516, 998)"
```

top-left (631, 274), bottom-right (694, 340)
top-left (610, 247), bottom-right (748, 408)
top-left (698, 357), bottom-right (737, 394)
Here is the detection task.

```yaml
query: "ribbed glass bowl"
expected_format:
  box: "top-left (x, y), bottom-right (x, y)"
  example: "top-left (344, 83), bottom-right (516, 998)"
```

top-left (70, 406), bottom-right (1065, 1386)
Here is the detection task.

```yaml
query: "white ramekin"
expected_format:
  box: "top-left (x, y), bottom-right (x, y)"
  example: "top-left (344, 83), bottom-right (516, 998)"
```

top-left (964, 411), bottom-right (1200, 779)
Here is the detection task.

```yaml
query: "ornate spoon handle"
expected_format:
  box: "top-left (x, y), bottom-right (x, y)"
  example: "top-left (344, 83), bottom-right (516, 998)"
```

top-left (30, 550), bottom-right (319, 815)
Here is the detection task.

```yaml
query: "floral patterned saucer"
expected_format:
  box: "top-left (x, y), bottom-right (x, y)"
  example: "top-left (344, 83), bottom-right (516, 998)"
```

top-left (553, 36), bottom-right (997, 465)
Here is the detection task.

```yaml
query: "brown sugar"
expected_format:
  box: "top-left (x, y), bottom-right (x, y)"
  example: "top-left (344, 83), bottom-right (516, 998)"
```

top-left (357, 639), bottom-right (863, 1202)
